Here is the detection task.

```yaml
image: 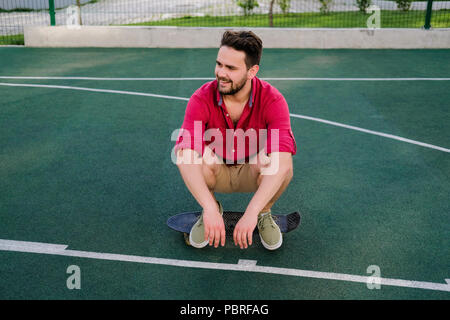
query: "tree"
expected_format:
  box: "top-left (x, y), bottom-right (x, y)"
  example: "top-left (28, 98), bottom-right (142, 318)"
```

top-left (395, 0), bottom-right (412, 11)
top-left (355, 0), bottom-right (372, 14)
top-left (76, 0), bottom-right (82, 25)
top-left (269, 0), bottom-right (275, 26)
top-left (318, 0), bottom-right (333, 15)
top-left (236, 0), bottom-right (260, 16)
top-left (269, 0), bottom-right (292, 27)
top-left (278, 0), bottom-right (291, 14)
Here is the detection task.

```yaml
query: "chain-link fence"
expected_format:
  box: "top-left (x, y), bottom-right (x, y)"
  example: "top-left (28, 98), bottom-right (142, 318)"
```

top-left (1, 0), bottom-right (449, 45)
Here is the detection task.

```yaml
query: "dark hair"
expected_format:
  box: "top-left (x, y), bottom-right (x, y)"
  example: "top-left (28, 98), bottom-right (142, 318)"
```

top-left (220, 31), bottom-right (263, 69)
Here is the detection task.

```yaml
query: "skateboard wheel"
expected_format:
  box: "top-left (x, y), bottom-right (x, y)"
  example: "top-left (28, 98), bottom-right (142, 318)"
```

top-left (183, 233), bottom-right (191, 246)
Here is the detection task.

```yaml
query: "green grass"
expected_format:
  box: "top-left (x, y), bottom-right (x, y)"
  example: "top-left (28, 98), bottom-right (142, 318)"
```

top-left (127, 10), bottom-right (450, 28)
top-left (0, 34), bottom-right (24, 46)
top-left (0, 0), bottom-right (99, 13)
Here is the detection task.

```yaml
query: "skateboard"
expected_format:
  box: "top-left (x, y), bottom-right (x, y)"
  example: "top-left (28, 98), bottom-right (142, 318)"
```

top-left (167, 211), bottom-right (301, 246)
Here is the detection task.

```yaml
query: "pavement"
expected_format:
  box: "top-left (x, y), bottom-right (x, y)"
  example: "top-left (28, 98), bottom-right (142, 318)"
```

top-left (1, 0), bottom-right (449, 35)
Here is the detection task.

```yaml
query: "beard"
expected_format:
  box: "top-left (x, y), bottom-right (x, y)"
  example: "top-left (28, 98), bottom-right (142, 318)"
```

top-left (217, 74), bottom-right (247, 95)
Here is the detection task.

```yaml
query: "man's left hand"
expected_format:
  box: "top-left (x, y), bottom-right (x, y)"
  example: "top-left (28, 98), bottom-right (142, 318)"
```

top-left (233, 213), bottom-right (258, 249)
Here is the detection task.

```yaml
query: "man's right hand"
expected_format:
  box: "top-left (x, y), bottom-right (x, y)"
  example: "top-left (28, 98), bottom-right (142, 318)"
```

top-left (203, 205), bottom-right (226, 248)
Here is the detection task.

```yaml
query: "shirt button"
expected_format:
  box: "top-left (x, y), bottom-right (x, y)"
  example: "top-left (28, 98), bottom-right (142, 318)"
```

top-left (232, 149), bottom-right (235, 153)
top-left (226, 114), bottom-right (229, 116)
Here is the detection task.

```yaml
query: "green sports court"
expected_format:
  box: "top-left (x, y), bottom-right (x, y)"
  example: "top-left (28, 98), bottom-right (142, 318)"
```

top-left (0, 47), bottom-right (449, 299)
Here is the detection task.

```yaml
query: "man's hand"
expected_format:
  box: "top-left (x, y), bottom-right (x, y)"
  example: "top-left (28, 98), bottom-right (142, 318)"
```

top-left (203, 206), bottom-right (226, 248)
top-left (233, 213), bottom-right (258, 249)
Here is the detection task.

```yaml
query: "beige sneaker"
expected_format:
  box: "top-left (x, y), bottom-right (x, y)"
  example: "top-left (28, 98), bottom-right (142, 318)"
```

top-left (257, 211), bottom-right (283, 250)
top-left (189, 201), bottom-right (224, 248)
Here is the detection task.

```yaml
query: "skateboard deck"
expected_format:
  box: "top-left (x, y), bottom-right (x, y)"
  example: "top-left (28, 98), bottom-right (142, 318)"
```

top-left (167, 211), bottom-right (301, 246)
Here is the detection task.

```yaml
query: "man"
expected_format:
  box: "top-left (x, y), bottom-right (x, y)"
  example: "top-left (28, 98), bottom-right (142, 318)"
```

top-left (173, 30), bottom-right (297, 250)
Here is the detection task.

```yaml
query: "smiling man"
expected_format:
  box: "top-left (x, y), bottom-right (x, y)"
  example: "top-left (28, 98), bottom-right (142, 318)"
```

top-left (173, 31), bottom-right (297, 250)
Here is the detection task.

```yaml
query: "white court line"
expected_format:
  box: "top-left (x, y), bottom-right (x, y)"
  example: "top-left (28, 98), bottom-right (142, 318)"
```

top-left (1, 81), bottom-right (449, 153)
top-left (0, 82), bottom-right (189, 101)
top-left (1, 76), bottom-right (450, 81)
top-left (290, 114), bottom-right (450, 153)
top-left (0, 239), bottom-right (449, 293)
top-left (0, 76), bottom-right (213, 81)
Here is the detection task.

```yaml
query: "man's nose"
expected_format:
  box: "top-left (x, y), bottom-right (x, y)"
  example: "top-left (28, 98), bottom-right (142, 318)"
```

top-left (216, 66), bottom-right (227, 79)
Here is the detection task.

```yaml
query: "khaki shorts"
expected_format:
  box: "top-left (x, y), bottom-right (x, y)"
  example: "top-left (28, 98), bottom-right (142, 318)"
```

top-left (214, 162), bottom-right (259, 193)
top-left (178, 147), bottom-right (261, 193)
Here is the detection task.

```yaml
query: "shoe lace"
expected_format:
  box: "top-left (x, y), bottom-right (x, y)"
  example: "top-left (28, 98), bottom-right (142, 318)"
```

top-left (258, 213), bottom-right (275, 232)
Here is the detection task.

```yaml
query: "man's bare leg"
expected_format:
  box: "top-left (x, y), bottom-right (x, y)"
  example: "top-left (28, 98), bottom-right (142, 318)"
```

top-left (176, 147), bottom-right (225, 247)
top-left (258, 172), bottom-right (293, 213)
top-left (201, 146), bottom-right (223, 202)
top-left (250, 154), bottom-right (293, 213)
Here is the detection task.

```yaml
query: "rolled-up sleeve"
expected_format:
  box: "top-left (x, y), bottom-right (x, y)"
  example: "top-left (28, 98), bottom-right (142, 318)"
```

top-left (174, 94), bottom-right (209, 157)
top-left (265, 96), bottom-right (297, 155)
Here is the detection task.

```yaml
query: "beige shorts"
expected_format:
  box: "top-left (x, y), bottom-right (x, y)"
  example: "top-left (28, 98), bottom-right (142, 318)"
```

top-left (214, 162), bottom-right (259, 193)
top-left (178, 147), bottom-right (261, 193)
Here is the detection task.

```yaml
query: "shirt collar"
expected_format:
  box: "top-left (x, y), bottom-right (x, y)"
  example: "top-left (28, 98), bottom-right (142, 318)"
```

top-left (216, 77), bottom-right (256, 108)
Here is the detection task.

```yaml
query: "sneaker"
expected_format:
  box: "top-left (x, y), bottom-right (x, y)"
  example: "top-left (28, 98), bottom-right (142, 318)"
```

top-left (189, 200), bottom-right (224, 248)
top-left (257, 211), bottom-right (283, 250)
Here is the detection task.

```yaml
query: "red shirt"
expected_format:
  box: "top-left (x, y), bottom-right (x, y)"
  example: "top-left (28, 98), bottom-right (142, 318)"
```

top-left (174, 76), bottom-right (297, 164)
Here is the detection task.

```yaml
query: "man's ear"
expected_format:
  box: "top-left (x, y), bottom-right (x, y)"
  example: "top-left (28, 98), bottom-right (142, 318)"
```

top-left (248, 65), bottom-right (259, 80)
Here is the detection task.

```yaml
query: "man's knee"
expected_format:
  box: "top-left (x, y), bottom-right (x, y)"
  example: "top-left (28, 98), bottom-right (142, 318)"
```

top-left (285, 164), bottom-right (294, 181)
top-left (249, 151), bottom-right (268, 175)
top-left (202, 159), bottom-right (217, 181)
top-left (202, 147), bottom-right (222, 175)
top-left (251, 156), bottom-right (293, 186)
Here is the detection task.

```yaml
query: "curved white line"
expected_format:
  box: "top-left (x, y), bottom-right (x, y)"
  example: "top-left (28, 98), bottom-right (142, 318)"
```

top-left (1, 76), bottom-right (450, 81)
top-left (290, 114), bottom-right (450, 153)
top-left (1, 82), bottom-right (448, 153)
top-left (0, 82), bottom-right (189, 101)
top-left (0, 76), bottom-right (213, 81)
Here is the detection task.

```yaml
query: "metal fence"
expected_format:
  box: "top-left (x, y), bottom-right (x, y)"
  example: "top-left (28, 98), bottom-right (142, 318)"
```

top-left (1, 0), bottom-right (449, 45)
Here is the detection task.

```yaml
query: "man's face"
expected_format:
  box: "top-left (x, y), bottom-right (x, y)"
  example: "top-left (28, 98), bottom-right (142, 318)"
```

top-left (215, 46), bottom-right (250, 96)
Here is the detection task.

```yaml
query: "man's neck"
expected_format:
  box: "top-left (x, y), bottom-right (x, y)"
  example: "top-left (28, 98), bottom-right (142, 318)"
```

top-left (223, 79), bottom-right (252, 106)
